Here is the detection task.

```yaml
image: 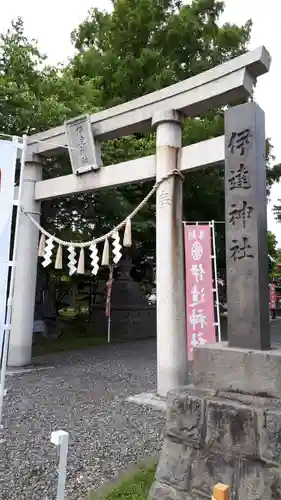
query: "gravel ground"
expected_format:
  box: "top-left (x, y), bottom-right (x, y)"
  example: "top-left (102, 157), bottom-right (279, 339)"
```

top-left (1, 321), bottom-right (281, 500)
top-left (0, 339), bottom-right (165, 500)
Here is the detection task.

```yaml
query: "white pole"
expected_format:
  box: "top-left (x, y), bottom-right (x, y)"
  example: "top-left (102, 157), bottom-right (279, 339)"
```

top-left (211, 220), bottom-right (222, 342)
top-left (152, 109), bottom-right (188, 397)
top-left (51, 430), bottom-right (69, 500)
top-left (107, 315), bottom-right (111, 344)
top-left (0, 135), bottom-right (27, 430)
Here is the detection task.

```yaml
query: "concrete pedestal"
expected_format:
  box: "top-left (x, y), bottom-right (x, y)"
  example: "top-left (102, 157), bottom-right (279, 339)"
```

top-left (150, 344), bottom-right (281, 500)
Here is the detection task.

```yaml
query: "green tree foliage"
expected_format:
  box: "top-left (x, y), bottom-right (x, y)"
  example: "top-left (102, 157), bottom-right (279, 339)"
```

top-left (71, 0), bottom-right (251, 107)
top-left (268, 231), bottom-right (278, 279)
top-left (268, 231), bottom-right (278, 261)
top-left (69, 0), bottom-right (254, 262)
top-left (0, 18), bottom-right (103, 246)
top-left (273, 187), bottom-right (281, 225)
top-left (0, 18), bottom-right (102, 135)
top-left (1, 3), bottom-right (280, 271)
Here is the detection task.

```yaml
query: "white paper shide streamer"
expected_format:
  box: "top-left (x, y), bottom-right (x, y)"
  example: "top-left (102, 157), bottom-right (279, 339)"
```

top-left (112, 230), bottom-right (122, 264)
top-left (101, 239), bottom-right (110, 266)
top-left (38, 233), bottom-right (46, 257)
top-left (42, 238), bottom-right (54, 268)
top-left (123, 218), bottom-right (132, 247)
top-left (90, 243), bottom-right (99, 275)
top-left (55, 245), bottom-right (63, 270)
top-left (77, 248), bottom-right (85, 275)
top-left (67, 246), bottom-right (77, 276)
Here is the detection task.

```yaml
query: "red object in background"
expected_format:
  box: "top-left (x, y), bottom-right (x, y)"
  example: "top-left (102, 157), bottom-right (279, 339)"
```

top-left (184, 224), bottom-right (216, 360)
top-left (105, 267), bottom-right (114, 317)
top-left (269, 283), bottom-right (276, 310)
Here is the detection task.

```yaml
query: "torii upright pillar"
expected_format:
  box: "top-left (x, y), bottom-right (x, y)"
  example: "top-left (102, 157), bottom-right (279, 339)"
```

top-left (153, 110), bottom-right (188, 397)
top-left (8, 157), bottom-right (42, 366)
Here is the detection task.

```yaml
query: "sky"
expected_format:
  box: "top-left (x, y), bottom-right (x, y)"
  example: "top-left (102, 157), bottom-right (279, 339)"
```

top-left (0, 0), bottom-right (280, 243)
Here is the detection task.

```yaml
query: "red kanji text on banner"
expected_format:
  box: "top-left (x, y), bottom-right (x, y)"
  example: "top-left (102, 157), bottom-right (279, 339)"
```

top-left (184, 224), bottom-right (216, 360)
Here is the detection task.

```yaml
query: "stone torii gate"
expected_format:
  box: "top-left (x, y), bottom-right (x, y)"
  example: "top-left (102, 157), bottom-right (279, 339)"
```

top-left (8, 46), bottom-right (270, 398)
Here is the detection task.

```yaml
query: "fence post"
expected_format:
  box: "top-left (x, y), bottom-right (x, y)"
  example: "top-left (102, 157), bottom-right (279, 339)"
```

top-left (212, 483), bottom-right (230, 500)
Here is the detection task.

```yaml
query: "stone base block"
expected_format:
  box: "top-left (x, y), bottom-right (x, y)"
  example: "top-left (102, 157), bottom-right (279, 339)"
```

top-left (149, 481), bottom-right (190, 500)
top-left (149, 383), bottom-right (281, 500)
top-left (193, 342), bottom-right (281, 399)
top-left (127, 392), bottom-right (166, 411)
top-left (151, 452), bottom-right (281, 500)
top-left (6, 365), bottom-right (54, 376)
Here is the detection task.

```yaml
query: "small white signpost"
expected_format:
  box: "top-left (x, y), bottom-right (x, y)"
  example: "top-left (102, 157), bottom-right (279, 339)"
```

top-left (51, 430), bottom-right (69, 500)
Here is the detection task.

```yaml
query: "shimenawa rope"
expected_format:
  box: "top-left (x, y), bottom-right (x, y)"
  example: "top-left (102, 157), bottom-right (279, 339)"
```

top-left (22, 169), bottom-right (184, 249)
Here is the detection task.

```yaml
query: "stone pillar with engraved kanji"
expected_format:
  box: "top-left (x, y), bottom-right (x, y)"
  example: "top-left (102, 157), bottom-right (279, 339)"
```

top-left (224, 102), bottom-right (270, 350)
top-left (149, 104), bottom-right (281, 500)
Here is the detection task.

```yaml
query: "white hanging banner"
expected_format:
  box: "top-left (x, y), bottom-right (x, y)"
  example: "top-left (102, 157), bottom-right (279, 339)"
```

top-left (0, 139), bottom-right (18, 350)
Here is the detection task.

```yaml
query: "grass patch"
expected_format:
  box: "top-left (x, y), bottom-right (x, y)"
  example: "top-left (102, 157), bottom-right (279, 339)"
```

top-left (32, 316), bottom-right (109, 356)
top-left (32, 313), bottom-right (155, 357)
top-left (33, 333), bottom-right (106, 356)
top-left (89, 461), bottom-right (157, 500)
